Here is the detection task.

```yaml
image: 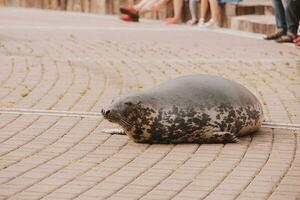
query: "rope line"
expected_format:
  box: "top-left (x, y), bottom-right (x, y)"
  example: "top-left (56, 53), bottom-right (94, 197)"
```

top-left (1, 108), bottom-right (299, 130)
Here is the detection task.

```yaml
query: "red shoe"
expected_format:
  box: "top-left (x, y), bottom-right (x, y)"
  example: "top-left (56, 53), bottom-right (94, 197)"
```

top-left (120, 5), bottom-right (139, 19)
top-left (293, 36), bottom-right (300, 47)
top-left (165, 18), bottom-right (181, 25)
top-left (120, 14), bottom-right (139, 22)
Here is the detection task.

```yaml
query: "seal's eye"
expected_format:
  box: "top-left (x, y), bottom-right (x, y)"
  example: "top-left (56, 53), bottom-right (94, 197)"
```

top-left (125, 102), bottom-right (133, 106)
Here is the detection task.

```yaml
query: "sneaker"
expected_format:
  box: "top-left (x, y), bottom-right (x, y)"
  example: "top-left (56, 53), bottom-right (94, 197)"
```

top-left (187, 18), bottom-right (198, 25)
top-left (294, 36), bottom-right (300, 47)
top-left (120, 14), bottom-right (139, 22)
top-left (120, 5), bottom-right (139, 19)
top-left (165, 18), bottom-right (181, 25)
top-left (203, 20), bottom-right (219, 29)
top-left (264, 31), bottom-right (286, 40)
top-left (276, 32), bottom-right (296, 43)
top-left (197, 18), bottom-right (205, 27)
top-left (198, 23), bottom-right (206, 28)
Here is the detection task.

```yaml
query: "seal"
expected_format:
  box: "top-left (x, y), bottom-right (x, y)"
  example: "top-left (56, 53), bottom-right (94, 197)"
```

top-left (102, 74), bottom-right (263, 144)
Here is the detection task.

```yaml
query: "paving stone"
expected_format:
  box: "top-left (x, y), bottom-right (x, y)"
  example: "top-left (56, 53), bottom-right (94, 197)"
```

top-left (0, 7), bottom-right (299, 200)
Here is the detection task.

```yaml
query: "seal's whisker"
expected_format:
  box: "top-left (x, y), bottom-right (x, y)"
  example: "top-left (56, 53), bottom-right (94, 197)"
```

top-left (120, 118), bottom-right (131, 127)
top-left (119, 118), bottom-right (132, 129)
top-left (118, 121), bottom-right (128, 129)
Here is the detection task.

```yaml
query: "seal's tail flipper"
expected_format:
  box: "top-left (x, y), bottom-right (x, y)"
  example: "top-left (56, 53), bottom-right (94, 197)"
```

top-left (210, 132), bottom-right (239, 143)
top-left (101, 128), bottom-right (126, 135)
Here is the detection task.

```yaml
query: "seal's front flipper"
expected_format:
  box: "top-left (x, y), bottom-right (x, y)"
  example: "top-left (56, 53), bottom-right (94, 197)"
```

top-left (210, 132), bottom-right (239, 143)
top-left (102, 128), bottom-right (126, 135)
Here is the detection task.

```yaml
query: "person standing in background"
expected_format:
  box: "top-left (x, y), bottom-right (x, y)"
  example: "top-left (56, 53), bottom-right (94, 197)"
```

top-left (200, 0), bottom-right (242, 28)
top-left (287, 0), bottom-right (300, 46)
top-left (264, 0), bottom-right (299, 43)
top-left (187, 0), bottom-right (209, 25)
top-left (197, 0), bottom-right (221, 28)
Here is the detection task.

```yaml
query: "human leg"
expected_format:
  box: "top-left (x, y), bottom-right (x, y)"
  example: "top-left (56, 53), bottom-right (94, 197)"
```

top-left (288, 0), bottom-right (300, 22)
top-left (199, 0), bottom-right (209, 24)
top-left (144, 0), bottom-right (160, 8)
top-left (288, 0), bottom-right (300, 46)
top-left (285, 0), bottom-right (299, 35)
top-left (120, 0), bottom-right (150, 15)
top-left (120, 0), bottom-right (159, 21)
top-left (264, 0), bottom-right (288, 39)
top-left (188, 0), bottom-right (199, 24)
top-left (209, 0), bottom-right (220, 25)
top-left (201, 0), bottom-right (220, 28)
top-left (173, 0), bottom-right (183, 21)
top-left (147, 0), bottom-right (170, 12)
top-left (275, 0), bottom-right (299, 42)
top-left (166, 0), bottom-right (183, 24)
top-left (272, 0), bottom-right (287, 32)
top-left (120, 1), bottom-right (141, 19)
top-left (139, 0), bottom-right (159, 15)
top-left (134, 0), bottom-right (155, 10)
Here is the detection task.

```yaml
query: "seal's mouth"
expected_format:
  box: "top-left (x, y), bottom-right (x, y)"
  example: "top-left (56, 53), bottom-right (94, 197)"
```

top-left (101, 109), bottom-right (110, 118)
top-left (101, 109), bottom-right (132, 130)
top-left (101, 109), bottom-right (116, 122)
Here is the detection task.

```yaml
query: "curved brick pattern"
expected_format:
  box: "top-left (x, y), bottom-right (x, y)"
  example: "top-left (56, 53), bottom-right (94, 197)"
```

top-left (0, 8), bottom-right (299, 200)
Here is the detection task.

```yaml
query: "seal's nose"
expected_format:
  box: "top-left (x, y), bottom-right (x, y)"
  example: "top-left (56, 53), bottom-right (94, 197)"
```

top-left (101, 109), bottom-right (111, 117)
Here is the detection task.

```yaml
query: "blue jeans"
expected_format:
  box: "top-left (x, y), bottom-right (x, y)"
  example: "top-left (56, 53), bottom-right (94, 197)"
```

top-left (272, 0), bottom-right (298, 34)
top-left (288, 0), bottom-right (300, 22)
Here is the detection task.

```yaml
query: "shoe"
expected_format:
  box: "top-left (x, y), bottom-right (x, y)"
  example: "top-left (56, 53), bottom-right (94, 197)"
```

top-left (120, 14), bottom-right (139, 22)
top-left (203, 20), bottom-right (219, 29)
top-left (198, 19), bottom-right (206, 28)
top-left (165, 18), bottom-right (181, 24)
top-left (264, 31), bottom-right (285, 40)
top-left (198, 18), bottom-right (205, 25)
top-left (187, 18), bottom-right (198, 25)
top-left (276, 32), bottom-right (296, 43)
top-left (120, 5), bottom-right (139, 18)
top-left (294, 36), bottom-right (300, 47)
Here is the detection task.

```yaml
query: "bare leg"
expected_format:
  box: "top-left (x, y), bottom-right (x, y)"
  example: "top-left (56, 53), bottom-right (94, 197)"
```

top-left (173, 0), bottom-right (183, 22)
top-left (200, 0), bottom-right (209, 22)
top-left (156, 0), bottom-right (170, 9)
top-left (144, 0), bottom-right (160, 8)
top-left (139, 0), bottom-right (169, 15)
top-left (209, 0), bottom-right (220, 25)
top-left (139, 0), bottom-right (159, 15)
top-left (134, 0), bottom-right (154, 10)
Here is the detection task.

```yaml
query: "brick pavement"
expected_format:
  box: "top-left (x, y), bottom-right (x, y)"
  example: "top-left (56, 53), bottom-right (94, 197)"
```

top-left (0, 7), bottom-right (299, 200)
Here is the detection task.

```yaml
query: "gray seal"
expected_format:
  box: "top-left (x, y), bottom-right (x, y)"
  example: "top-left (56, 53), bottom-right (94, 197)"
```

top-left (102, 74), bottom-right (263, 144)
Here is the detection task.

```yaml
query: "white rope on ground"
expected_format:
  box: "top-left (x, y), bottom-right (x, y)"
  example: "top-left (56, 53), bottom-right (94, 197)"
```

top-left (0, 108), bottom-right (100, 118)
top-left (0, 108), bottom-right (299, 130)
top-left (261, 121), bottom-right (300, 130)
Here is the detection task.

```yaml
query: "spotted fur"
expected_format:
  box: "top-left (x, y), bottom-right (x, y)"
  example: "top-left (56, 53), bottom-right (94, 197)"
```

top-left (102, 74), bottom-right (263, 144)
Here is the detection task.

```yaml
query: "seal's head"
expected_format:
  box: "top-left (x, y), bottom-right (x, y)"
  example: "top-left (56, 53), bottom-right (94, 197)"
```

top-left (101, 94), bottom-right (144, 131)
top-left (102, 93), bottom-right (158, 142)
